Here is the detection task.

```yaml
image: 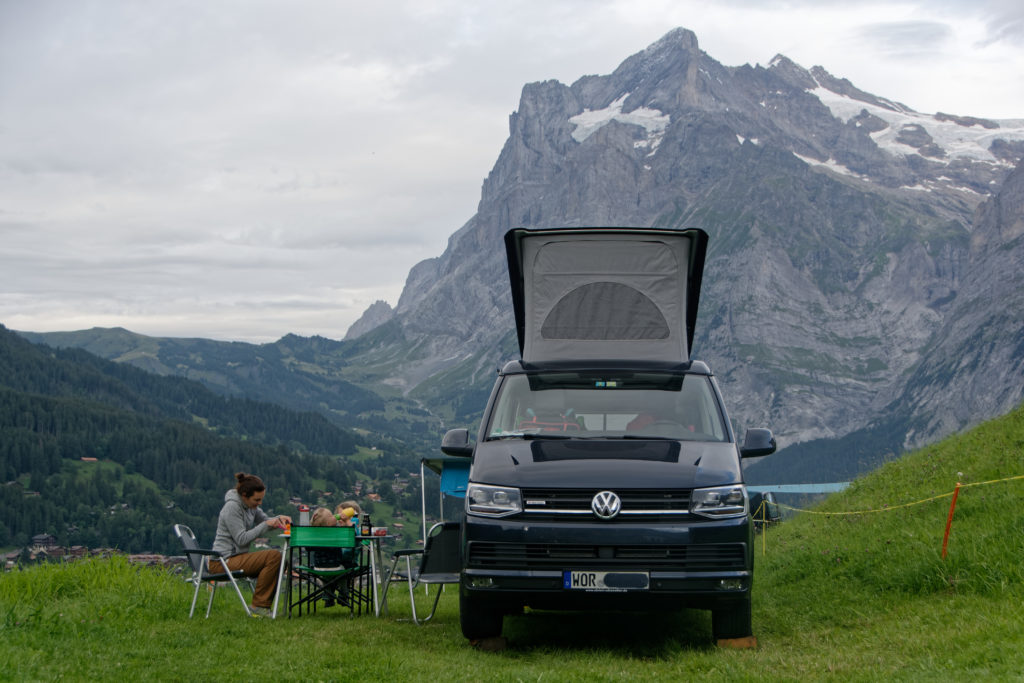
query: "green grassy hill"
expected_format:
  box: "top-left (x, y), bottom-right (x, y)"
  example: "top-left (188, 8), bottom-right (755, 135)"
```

top-left (1, 403), bottom-right (1022, 680)
top-left (749, 399), bottom-right (1024, 678)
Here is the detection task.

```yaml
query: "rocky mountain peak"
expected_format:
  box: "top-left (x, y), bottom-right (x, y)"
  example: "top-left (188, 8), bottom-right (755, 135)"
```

top-left (766, 54), bottom-right (818, 90)
top-left (645, 26), bottom-right (700, 53)
top-left (344, 300), bottom-right (394, 340)
top-left (342, 27), bottom-right (1024, 476)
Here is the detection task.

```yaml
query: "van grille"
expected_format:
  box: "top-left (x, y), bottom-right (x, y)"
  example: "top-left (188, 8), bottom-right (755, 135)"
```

top-left (521, 488), bottom-right (691, 520)
top-left (467, 541), bottom-right (746, 570)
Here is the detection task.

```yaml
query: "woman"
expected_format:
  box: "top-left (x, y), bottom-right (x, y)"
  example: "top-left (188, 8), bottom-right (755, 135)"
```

top-left (210, 472), bottom-right (291, 616)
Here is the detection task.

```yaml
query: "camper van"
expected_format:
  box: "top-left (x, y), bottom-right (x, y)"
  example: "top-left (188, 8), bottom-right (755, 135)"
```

top-left (441, 227), bottom-right (776, 642)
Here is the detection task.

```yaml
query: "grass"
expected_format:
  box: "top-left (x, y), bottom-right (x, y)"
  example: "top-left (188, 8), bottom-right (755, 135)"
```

top-left (3, 405), bottom-right (1024, 681)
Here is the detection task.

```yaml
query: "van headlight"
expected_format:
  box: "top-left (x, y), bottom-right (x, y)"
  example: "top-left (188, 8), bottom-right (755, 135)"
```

top-left (690, 485), bottom-right (748, 518)
top-left (467, 484), bottom-right (522, 517)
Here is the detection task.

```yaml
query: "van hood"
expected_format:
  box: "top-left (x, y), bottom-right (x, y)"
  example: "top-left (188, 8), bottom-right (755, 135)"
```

top-left (504, 227), bottom-right (708, 363)
top-left (471, 439), bottom-right (741, 490)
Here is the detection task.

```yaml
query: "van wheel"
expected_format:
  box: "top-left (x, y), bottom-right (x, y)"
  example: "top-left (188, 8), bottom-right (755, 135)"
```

top-left (460, 592), bottom-right (503, 640)
top-left (711, 597), bottom-right (752, 640)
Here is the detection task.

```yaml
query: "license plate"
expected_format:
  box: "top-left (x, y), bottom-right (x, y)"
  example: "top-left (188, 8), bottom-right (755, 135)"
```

top-left (563, 570), bottom-right (649, 591)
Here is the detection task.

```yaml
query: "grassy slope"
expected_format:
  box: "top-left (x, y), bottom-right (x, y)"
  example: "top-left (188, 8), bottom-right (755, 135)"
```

top-left (1, 405), bottom-right (1022, 681)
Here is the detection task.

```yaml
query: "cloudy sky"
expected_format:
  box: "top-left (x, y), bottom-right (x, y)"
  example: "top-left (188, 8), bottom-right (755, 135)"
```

top-left (2, 0), bottom-right (1023, 343)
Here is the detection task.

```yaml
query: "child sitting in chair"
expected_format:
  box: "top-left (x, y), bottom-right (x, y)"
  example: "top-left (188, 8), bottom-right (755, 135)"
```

top-left (309, 507), bottom-right (356, 570)
top-left (309, 505), bottom-right (359, 608)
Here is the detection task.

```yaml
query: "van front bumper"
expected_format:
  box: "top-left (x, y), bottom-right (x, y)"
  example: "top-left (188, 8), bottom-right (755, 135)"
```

top-left (461, 514), bottom-right (753, 611)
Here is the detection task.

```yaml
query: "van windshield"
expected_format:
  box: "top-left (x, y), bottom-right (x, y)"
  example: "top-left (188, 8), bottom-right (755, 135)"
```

top-left (485, 372), bottom-right (727, 441)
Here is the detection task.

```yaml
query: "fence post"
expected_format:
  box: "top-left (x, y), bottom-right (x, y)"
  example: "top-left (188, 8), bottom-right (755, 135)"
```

top-left (941, 482), bottom-right (961, 559)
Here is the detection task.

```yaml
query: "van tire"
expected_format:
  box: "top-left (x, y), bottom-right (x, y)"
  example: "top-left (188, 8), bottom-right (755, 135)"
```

top-left (460, 592), bottom-right (503, 640)
top-left (711, 597), bottom-right (752, 640)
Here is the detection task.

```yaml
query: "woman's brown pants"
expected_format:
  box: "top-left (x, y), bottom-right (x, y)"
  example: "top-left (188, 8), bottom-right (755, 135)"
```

top-left (209, 549), bottom-right (282, 609)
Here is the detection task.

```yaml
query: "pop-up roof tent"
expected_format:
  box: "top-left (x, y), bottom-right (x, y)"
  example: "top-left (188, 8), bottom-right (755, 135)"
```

top-left (504, 227), bottom-right (709, 364)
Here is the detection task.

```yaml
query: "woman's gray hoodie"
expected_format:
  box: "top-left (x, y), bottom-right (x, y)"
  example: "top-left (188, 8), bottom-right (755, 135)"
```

top-left (212, 489), bottom-right (270, 558)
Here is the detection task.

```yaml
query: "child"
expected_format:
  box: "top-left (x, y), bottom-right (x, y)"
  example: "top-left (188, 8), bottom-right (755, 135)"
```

top-left (311, 506), bottom-right (341, 528)
top-left (309, 507), bottom-right (354, 569)
top-left (335, 500), bottom-right (363, 525)
top-left (309, 506), bottom-right (356, 608)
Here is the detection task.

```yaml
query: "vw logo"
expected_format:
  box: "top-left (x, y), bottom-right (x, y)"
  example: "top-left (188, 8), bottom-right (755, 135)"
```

top-left (591, 491), bottom-right (622, 519)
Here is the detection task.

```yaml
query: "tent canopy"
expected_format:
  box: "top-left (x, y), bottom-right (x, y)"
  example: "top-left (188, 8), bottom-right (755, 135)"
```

top-left (422, 456), bottom-right (469, 498)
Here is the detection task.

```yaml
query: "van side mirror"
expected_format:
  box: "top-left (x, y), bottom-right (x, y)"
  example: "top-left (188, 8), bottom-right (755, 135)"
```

top-left (441, 428), bottom-right (474, 457)
top-left (740, 428), bottom-right (776, 458)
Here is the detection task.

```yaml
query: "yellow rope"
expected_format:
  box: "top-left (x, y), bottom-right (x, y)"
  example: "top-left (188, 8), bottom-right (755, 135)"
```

top-left (771, 473), bottom-right (1024, 516)
top-left (756, 474), bottom-right (1024, 555)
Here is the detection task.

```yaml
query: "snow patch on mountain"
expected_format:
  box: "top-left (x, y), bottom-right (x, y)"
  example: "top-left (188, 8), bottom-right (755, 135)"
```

top-left (793, 152), bottom-right (867, 180)
top-left (570, 94), bottom-right (671, 148)
top-left (809, 86), bottom-right (1024, 165)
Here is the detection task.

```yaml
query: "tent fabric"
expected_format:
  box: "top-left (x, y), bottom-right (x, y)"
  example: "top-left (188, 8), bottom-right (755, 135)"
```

top-left (421, 456), bottom-right (470, 498)
top-left (506, 228), bottom-right (708, 364)
top-left (439, 460), bottom-right (469, 498)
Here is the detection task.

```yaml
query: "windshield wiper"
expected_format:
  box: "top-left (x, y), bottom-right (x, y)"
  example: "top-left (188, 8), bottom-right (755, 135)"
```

top-left (488, 432), bottom-right (574, 440)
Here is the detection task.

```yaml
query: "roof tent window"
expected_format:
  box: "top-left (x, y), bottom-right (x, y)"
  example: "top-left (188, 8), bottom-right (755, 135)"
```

top-left (540, 281), bottom-right (670, 340)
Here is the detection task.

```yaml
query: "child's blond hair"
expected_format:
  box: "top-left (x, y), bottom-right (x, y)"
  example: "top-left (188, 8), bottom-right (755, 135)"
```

top-left (311, 507), bottom-right (338, 526)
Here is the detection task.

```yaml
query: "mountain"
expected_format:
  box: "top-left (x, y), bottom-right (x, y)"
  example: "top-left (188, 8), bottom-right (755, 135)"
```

top-left (349, 29), bottom-right (1024, 461)
top-left (344, 300), bottom-right (395, 340)
top-left (18, 28), bottom-right (1024, 483)
top-left (17, 325), bottom-right (440, 448)
top-left (0, 325), bottom-right (367, 457)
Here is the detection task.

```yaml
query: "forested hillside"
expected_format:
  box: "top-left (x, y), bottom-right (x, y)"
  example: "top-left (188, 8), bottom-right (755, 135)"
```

top-left (0, 325), bottom-right (423, 554)
top-left (19, 326), bottom-right (442, 450)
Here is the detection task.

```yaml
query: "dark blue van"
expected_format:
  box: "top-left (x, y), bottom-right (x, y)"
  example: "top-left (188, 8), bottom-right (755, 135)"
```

top-left (441, 228), bottom-right (776, 642)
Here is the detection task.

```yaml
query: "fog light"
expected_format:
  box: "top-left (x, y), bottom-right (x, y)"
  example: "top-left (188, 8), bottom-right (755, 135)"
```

top-left (469, 577), bottom-right (495, 588)
top-left (718, 578), bottom-right (744, 591)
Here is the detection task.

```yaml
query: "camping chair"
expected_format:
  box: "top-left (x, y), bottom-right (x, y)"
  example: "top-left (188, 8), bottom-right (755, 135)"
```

top-left (286, 525), bottom-right (371, 617)
top-left (381, 521), bottom-right (461, 624)
top-left (173, 524), bottom-right (253, 618)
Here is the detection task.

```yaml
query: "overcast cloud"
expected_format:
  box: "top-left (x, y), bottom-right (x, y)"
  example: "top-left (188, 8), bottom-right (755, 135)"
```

top-left (2, 0), bottom-right (1023, 342)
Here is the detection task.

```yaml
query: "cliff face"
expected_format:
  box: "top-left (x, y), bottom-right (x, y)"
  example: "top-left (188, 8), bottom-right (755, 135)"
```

top-left (895, 161), bottom-right (1024, 448)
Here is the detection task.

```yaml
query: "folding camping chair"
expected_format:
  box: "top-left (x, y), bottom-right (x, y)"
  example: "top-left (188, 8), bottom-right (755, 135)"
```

top-left (173, 523), bottom-right (253, 618)
top-left (286, 525), bottom-right (371, 617)
top-left (380, 521), bottom-right (461, 624)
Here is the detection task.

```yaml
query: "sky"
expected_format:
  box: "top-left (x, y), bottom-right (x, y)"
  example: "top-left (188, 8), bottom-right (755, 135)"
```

top-left (2, 0), bottom-right (1023, 343)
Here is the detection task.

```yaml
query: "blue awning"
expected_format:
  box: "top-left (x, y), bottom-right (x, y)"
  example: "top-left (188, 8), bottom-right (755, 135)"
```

top-left (422, 456), bottom-right (470, 498)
